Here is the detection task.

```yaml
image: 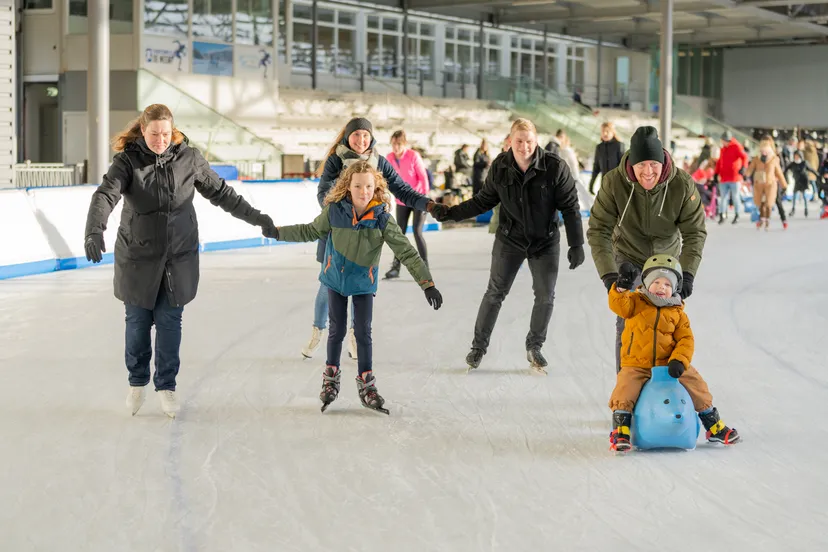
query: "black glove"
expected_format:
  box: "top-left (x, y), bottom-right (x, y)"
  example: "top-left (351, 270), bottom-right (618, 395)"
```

top-left (602, 273), bottom-right (618, 292)
top-left (427, 201), bottom-right (452, 223)
top-left (84, 233), bottom-right (105, 263)
top-left (262, 225), bottom-right (280, 240)
top-left (256, 213), bottom-right (274, 228)
top-left (567, 245), bottom-right (585, 270)
top-left (616, 261), bottom-right (640, 290)
top-left (668, 359), bottom-right (686, 379)
top-left (681, 271), bottom-right (694, 299)
top-left (424, 285), bottom-right (442, 310)
top-left (712, 174), bottom-right (720, 186)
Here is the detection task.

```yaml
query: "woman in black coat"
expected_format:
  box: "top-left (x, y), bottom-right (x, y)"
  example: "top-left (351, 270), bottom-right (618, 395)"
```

top-left (587, 122), bottom-right (624, 195)
top-left (472, 139), bottom-right (491, 195)
top-left (83, 104), bottom-right (275, 418)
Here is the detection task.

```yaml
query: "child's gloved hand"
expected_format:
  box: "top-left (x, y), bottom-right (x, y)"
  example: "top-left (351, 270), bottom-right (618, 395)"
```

top-left (424, 285), bottom-right (442, 310)
top-left (668, 359), bottom-right (686, 379)
top-left (616, 261), bottom-right (640, 290)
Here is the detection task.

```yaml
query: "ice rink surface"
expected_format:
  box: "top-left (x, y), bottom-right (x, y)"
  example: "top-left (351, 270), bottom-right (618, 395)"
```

top-left (1, 219), bottom-right (827, 552)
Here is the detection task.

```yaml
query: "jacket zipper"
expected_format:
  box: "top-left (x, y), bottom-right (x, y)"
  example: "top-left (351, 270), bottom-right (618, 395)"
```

top-left (627, 332), bottom-right (634, 355)
top-left (651, 307), bottom-right (662, 366)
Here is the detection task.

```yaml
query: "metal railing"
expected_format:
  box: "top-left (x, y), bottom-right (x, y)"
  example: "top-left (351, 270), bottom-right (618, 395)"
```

top-left (14, 162), bottom-right (84, 188)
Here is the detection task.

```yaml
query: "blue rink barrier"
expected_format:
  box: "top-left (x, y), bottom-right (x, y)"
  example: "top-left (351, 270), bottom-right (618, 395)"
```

top-left (0, 180), bottom-right (443, 281)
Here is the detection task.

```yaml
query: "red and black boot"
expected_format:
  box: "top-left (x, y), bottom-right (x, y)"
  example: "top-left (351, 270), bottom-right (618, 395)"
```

top-left (699, 407), bottom-right (741, 445)
top-left (610, 411), bottom-right (632, 452)
top-left (320, 365), bottom-right (341, 413)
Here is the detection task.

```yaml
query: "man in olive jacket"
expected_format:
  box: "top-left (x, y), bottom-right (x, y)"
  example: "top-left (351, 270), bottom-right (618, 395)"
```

top-left (587, 126), bottom-right (707, 372)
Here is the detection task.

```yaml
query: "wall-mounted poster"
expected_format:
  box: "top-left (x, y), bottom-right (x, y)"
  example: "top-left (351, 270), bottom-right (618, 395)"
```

top-left (142, 35), bottom-right (189, 74)
top-left (192, 41), bottom-right (234, 77)
top-left (235, 45), bottom-right (275, 80)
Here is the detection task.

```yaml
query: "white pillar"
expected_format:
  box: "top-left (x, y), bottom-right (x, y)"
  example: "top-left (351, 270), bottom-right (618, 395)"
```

top-left (88, 0), bottom-right (110, 184)
top-left (556, 42), bottom-right (567, 94)
top-left (659, 0), bottom-right (673, 146)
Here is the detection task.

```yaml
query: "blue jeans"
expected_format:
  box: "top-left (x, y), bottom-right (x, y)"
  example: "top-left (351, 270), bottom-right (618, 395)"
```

top-left (124, 286), bottom-right (184, 391)
top-left (313, 280), bottom-right (354, 330)
top-left (327, 290), bottom-right (373, 375)
top-left (717, 182), bottom-right (742, 216)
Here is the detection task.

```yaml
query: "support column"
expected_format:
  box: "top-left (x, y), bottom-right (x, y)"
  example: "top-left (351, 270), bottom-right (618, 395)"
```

top-left (555, 42), bottom-right (567, 94)
top-left (402, 1), bottom-right (409, 94)
top-left (659, 0), bottom-right (673, 147)
top-left (477, 17), bottom-right (485, 99)
top-left (542, 26), bottom-right (549, 89)
top-left (88, 0), bottom-right (109, 184)
top-left (596, 36), bottom-right (602, 107)
top-left (286, 0), bottom-right (294, 70)
top-left (311, 0), bottom-right (318, 89)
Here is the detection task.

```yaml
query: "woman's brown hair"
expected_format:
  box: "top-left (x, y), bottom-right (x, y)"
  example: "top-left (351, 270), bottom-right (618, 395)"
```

top-left (111, 104), bottom-right (185, 152)
top-left (324, 161), bottom-right (390, 209)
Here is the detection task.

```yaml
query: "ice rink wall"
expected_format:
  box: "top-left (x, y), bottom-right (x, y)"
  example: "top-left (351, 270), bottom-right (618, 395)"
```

top-left (0, 180), bottom-right (442, 280)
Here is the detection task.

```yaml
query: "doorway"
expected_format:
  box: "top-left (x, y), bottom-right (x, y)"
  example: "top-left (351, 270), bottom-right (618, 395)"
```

top-left (23, 83), bottom-right (61, 163)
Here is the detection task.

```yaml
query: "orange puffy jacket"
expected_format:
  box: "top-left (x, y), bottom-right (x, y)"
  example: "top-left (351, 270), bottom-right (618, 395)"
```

top-left (609, 284), bottom-right (694, 369)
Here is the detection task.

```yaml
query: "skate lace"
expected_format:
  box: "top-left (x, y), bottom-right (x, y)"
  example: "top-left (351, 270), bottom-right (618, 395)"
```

top-left (323, 368), bottom-right (341, 393)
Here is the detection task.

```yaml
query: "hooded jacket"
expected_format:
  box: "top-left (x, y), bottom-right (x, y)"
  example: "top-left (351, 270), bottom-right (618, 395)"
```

top-left (84, 138), bottom-right (263, 309)
top-left (279, 198), bottom-right (433, 297)
top-left (448, 147), bottom-right (584, 255)
top-left (609, 284), bottom-right (694, 370)
top-left (746, 151), bottom-right (787, 189)
top-left (715, 138), bottom-right (749, 183)
top-left (587, 150), bottom-right (707, 278)
top-left (386, 148), bottom-right (430, 206)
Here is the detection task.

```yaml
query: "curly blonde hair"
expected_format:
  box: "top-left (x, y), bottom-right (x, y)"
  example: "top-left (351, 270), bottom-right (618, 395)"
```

top-left (324, 161), bottom-right (390, 209)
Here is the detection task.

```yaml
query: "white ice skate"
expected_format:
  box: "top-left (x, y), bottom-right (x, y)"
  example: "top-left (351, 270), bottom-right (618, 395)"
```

top-left (158, 390), bottom-right (180, 418)
top-left (347, 328), bottom-right (358, 361)
top-left (301, 326), bottom-right (324, 359)
top-left (126, 386), bottom-right (146, 416)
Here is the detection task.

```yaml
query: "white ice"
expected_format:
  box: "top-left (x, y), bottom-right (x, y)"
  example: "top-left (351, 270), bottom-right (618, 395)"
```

top-left (1, 219), bottom-right (827, 552)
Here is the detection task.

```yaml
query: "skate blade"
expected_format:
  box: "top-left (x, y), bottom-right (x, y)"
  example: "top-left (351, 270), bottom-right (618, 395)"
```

top-left (529, 364), bottom-right (548, 375)
top-left (164, 412), bottom-right (177, 419)
top-left (363, 404), bottom-right (390, 415)
top-left (321, 401), bottom-right (333, 413)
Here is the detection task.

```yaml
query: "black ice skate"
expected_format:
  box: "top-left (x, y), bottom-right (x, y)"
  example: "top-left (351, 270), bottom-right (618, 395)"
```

top-left (320, 365), bottom-right (341, 413)
top-left (356, 371), bottom-right (389, 415)
top-left (609, 411), bottom-right (632, 453)
top-left (698, 407), bottom-right (740, 445)
top-left (384, 258), bottom-right (401, 280)
top-left (526, 348), bottom-right (548, 375)
top-left (465, 348), bottom-right (485, 372)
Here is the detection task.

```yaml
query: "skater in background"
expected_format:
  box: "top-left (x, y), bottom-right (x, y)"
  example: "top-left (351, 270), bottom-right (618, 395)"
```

top-left (745, 136), bottom-right (788, 230)
top-left (608, 255), bottom-right (740, 452)
top-left (264, 162), bottom-right (442, 414)
top-left (588, 122), bottom-right (624, 195)
top-left (804, 140), bottom-right (820, 201)
top-left (303, 118), bottom-right (444, 361)
top-left (714, 131), bottom-right (749, 225)
top-left (588, 126), bottom-right (707, 374)
top-left (83, 104), bottom-right (276, 418)
top-left (433, 118), bottom-right (585, 374)
top-left (786, 150), bottom-right (820, 218)
top-left (384, 130), bottom-right (430, 280)
top-left (472, 139), bottom-right (491, 196)
top-left (488, 134), bottom-right (511, 234)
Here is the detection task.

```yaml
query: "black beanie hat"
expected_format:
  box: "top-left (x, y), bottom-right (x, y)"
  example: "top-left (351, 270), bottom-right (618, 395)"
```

top-left (344, 117), bottom-right (373, 141)
top-left (629, 126), bottom-right (665, 165)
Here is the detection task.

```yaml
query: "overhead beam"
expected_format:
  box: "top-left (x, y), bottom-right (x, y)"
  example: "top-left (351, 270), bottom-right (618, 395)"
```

top-left (408, 0), bottom-right (556, 9)
top-left (705, 0), bottom-right (828, 35)
top-left (739, 0), bottom-right (828, 6)
top-left (565, 17), bottom-right (771, 34)
top-left (499, 2), bottom-right (722, 24)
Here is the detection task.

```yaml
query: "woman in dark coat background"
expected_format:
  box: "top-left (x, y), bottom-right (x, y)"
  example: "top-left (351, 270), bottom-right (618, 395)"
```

top-left (84, 104), bottom-right (275, 418)
top-left (472, 139), bottom-right (491, 196)
top-left (587, 121), bottom-right (624, 195)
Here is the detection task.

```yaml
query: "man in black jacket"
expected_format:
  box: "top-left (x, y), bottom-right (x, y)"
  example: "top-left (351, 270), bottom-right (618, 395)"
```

top-left (433, 118), bottom-right (585, 374)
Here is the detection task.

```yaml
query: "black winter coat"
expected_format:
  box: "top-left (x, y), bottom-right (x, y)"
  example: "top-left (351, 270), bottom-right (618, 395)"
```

top-left (449, 147), bottom-right (584, 255)
top-left (84, 138), bottom-right (263, 309)
top-left (472, 149), bottom-right (491, 194)
top-left (588, 138), bottom-right (624, 187)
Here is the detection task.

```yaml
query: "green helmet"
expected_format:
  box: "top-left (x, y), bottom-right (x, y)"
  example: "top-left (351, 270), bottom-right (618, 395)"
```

top-left (642, 254), bottom-right (683, 291)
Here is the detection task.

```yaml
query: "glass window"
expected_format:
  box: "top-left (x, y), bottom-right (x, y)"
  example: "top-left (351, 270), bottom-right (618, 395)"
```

top-left (292, 22), bottom-right (312, 72)
top-left (278, 0), bottom-right (287, 62)
top-left (511, 37), bottom-right (518, 48)
top-left (71, 0), bottom-right (134, 34)
top-left (236, 0), bottom-right (273, 46)
top-left (486, 48), bottom-right (499, 76)
top-left (382, 34), bottom-right (399, 77)
top-left (407, 21), bottom-right (417, 35)
top-left (145, 0), bottom-right (187, 36)
top-left (338, 11), bottom-right (355, 26)
top-left (521, 38), bottom-right (531, 50)
top-left (489, 34), bottom-right (499, 46)
top-left (546, 57), bottom-right (556, 87)
top-left (458, 29), bottom-right (470, 42)
top-left (24, 0), bottom-right (51, 9)
top-left (367, 15), bottom-right (379, 29)
top-left (520, 52), bottom-right (532, 79)
top-left (382, 18), bottom-right (399, 32)
top-left (337, 28), bottom-right (356, 73)
top-left (367, 32), bottom-right (380, 75)
top-left (421, 23), bottom-right (433, 37)
top-left (418, 39), bottom-right (434, 80)
top-left (510, 52), bottom-right (518, 77)
top-left (317, 7), bottom-right (334, 23)
top-left (473, 31), bottom-right (480, 44)
top-left (445, 27), bottom-right (455, 40)
top-left (293, 3), bottom-right (312, 20)
top-left (317, 25), bottom-right (334, 73)
top-left (193, 0), bottom-right (233, 42)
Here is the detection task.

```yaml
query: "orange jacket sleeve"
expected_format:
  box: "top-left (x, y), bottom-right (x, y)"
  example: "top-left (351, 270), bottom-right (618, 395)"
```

top-left (669, 310), bottom-right (695, 367)
top-left (608, 284), bottom-right (642, 319)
